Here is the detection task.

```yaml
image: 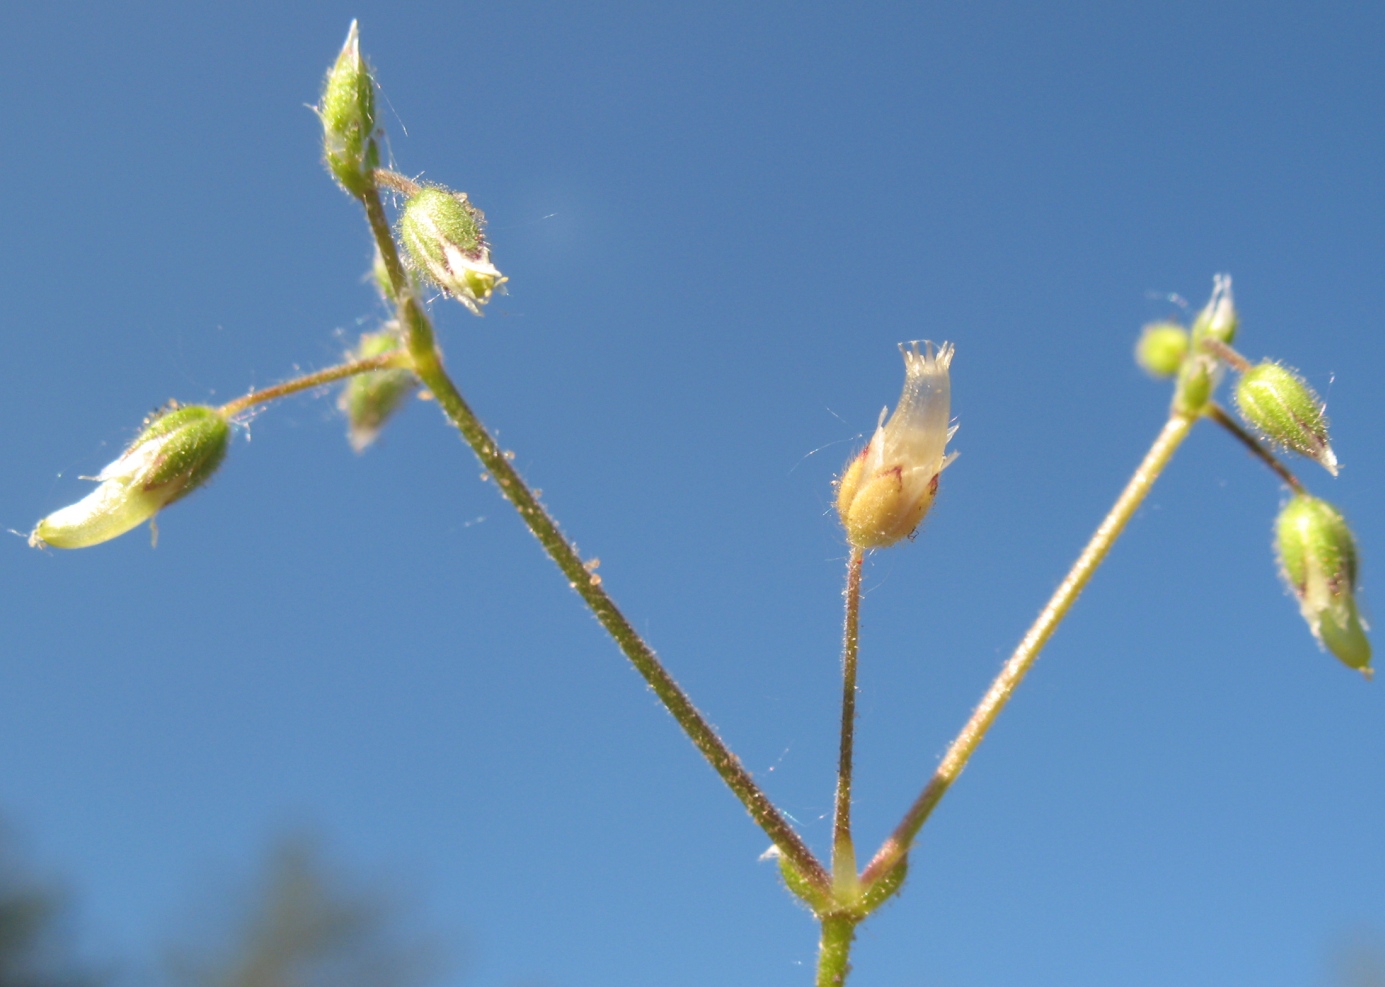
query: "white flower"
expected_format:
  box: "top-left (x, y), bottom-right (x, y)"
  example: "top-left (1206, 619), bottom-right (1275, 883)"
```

top-left (836, 341), bottom-right (957, 549)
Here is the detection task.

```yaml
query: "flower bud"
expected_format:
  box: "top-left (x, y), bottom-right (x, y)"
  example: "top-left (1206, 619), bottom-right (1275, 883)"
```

top-left (339, 329), bottom-right (417, 452)
top-left (320, 21), bottom-right (377, 196)
top-left (1136, 322), bottom-right (1189, 378)
top-left (398, 187), bottom-right (506, 314)
top-left (1190, 272), bottom-right (1238, 345)
top-left (30, 405), bottom-right (231, 549)
top-left (1236, 361), bottom-right (1338, 476)
top-left (1174, 274), bottom-right (1237, 415)
top-left (1275, 494), bottom-right (1371, 675)
top-left (836, 342), bottom-right (957, 550)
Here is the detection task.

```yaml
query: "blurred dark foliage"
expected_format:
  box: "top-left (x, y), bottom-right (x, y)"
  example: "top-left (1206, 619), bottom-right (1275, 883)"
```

top-left (165, 838), bottom-right (444, 987)
top-left (0, 838), bottom-right (95, 987)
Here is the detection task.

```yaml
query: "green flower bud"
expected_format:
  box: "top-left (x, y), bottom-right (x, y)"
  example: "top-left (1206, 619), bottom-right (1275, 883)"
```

top-left (339, 329), bottom-right (417, 452)
top-left (398, 187), bottom-right (506, 314)
top-left (320, 21), bottom-right (377, 196)
top-left (30, 405), bottom-right (231, 549)
top-left (1174, 274), bottom-right (1237, 415)
top-left (1236, 361), bottom-right (1338, 476)
top-left (1136, 322), bottom-right (1190, 378)
top-left (1275, 494), bottom-right (1371, 675)
top-left (836, 342), bottom-right (957, 549)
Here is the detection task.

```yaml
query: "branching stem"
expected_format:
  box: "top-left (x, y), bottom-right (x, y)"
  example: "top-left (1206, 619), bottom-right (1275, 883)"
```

top-left (356, 164), bottom-right (830, 893)
top-left (1204, 402), bottom-right (1306, 494)
top-left (861, 412), bottom-right (1196, 886)
top-left (832, 548), bottom-right (865, 887)
top-left (373, 168), bottom-right (424, 197)
top-left (1202, 338), bottom-right (1252, 372)
top-left (217, 351), bottom-right (409, 418)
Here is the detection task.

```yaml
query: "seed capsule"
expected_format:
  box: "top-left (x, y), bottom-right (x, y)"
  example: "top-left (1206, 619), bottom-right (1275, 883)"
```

top-left (398, 187), bottom-right (505, 314)
top-left (31, 405), bottom-right (231, 549)
top-left (320, 21), bottom-right (377, 196)
top-left (1236, 361), bottom-right (1338, 476)
top-left (1275, 494), bottom-right (1370, 675)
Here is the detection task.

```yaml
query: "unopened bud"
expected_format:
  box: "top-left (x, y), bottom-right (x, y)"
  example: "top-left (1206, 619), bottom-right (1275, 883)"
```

top-left (1236, 361), bottom-right (1338, 476)
top-left (1136, 322), bottom-right (1189, 378)
top-left (1190, 272), bottom-right (1238, 345)
top-left (339, 329), bottom-right (417, 452)
top-left (1275, 494), bottom-right (1371, 675)
top-left (1174, 274), bottom-right (1237, 415)
top-left (836, 342), bottom-right (957, 549)
top-left (31, 405), bottom-right (231, 549)
top-left (320, 21), bottom-right (377, 196)
top-left (398, 187), bottom-right (506, 314)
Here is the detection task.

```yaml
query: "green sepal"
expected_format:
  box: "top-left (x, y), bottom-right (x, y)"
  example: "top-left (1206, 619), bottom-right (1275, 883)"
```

top-left (320, 21), bottom-right (376, 196)
top-left (778, 855), bottom-right (832, 914)
top-left (1173, 275), bottom-right (1237, 415)
top-left (400, 188), bottom-right (484, 260)
top-left (138, 405), bottom-right (232, 505)
top-left (339, 330), bottom-right (417, 452)
top-left (1189, 274), bottom-right (1238, 345)
top-left (1275, 494), bottom-right (1370, 675)
top-left (1236, 361), bottom-right (1337, 475)
top-left (397, 187), bottom-right (505, 314)
top-left (1276, 495), bottom-right (1356, 594)
top-left (858, 856), bottom-right (908, 916)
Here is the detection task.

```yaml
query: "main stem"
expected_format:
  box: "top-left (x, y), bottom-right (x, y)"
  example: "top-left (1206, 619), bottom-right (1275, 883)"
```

top-left (832, 549), bottom-right (865, 886)
top-left (861, 412), bottom-right (1195, 885)
top-left (356, 176), bottom-right (830, 892)
top-left (816, 916), bottom-right (858, 987)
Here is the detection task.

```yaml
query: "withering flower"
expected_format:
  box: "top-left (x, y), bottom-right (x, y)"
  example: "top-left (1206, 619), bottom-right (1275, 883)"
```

top-left (836, 342), bottom-right (957, 549)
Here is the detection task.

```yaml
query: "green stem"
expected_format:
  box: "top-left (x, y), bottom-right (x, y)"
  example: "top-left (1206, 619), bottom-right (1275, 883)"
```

top-left (832, 548), bottom-right (864, 890)
top-left (373, 168), bottom-right (423, 197)
top-left (815, 915), bottom-right (859, 987)
top-left (860, 412), bottom-right (1196, 886)
top-left (357, 169), bottom-right (831, 893)
top-left (1204, 402), bottom-right (1306, 494)
top-left (217, 351), bottom-right (409, 418)
top-left (1201, 338), bottom-right (1252, 373)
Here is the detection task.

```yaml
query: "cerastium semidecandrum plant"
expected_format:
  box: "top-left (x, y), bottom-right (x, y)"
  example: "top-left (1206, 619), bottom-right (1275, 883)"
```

top-left (28, 24), bottom-right (1371, 985)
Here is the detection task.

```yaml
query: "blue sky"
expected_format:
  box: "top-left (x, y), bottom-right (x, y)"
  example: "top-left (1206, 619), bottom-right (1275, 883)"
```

top-left (4, 3), bottom-right (1385, 984)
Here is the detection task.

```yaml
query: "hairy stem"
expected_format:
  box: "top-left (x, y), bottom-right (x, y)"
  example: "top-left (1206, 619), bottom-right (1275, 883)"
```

top-left (357, 168), bottom-right (830, 892)
top-left (1204, 402), bottom-right (1306, 494)
top-left (1202, 338), bottom-right (1252, 372)
top-left (832, 548), bottom-right (865, 888)
top-left (861, 413), bottom-right (1196, 885)
top-left (217, 351), bottom-right (409, 417)
top-left (815, 916), bottom-right (859, 987)
top-left (373, 168), bottom-right (424, 197)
